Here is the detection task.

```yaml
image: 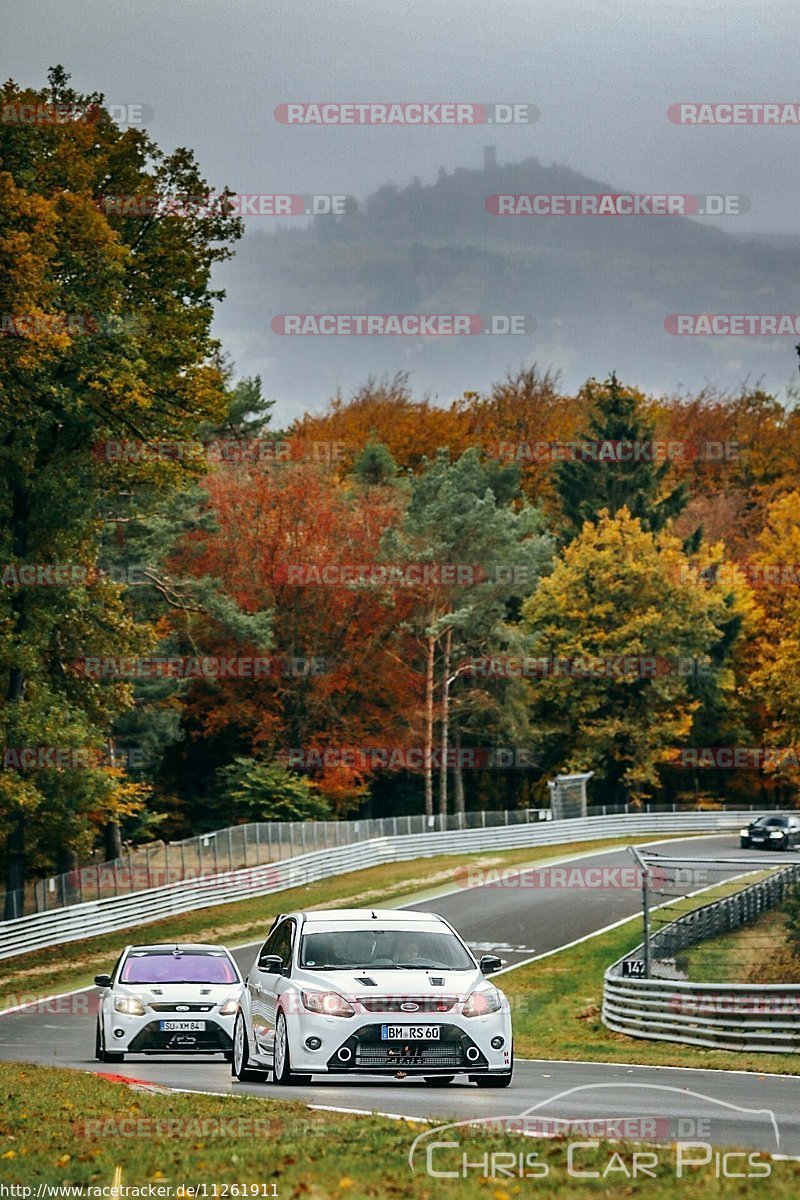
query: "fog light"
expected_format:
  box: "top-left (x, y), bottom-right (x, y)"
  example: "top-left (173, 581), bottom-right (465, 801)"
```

top-left (466, 1046), bottom-right (480, 1062)
top-left (305, 1036), bottom-right (322, 1050)
top-left (113, 1029), bottom-right (125, 1039)
top-left (337, 1046), bottom-right (352, 1061)
top-left (491, 1036), bottom-right (504, 1049)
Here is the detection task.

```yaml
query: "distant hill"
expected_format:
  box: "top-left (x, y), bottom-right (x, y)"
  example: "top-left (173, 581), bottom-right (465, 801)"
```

top-left (212, 153), bottom-right (800, 418)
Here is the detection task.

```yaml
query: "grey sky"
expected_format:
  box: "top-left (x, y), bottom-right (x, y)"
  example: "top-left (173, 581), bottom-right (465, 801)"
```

top-left (5, 0), bottom-right (798, 232)
top-left (6, 1), bottom-right (800, 417)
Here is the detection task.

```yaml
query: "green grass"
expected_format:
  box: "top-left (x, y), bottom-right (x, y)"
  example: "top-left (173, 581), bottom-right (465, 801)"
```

top-left (507, 908), bottom-right (800, 1073)
top-left (682, 907), bottom-right (800, 984)
top-left (1, 1061), bottom-right (798, 1196)
top-left (0, 834), bottom-right (698, 1004)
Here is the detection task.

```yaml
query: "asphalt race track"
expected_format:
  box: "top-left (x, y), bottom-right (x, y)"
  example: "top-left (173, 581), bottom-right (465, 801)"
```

top-left (2, 832), bottom-right (799, 1154)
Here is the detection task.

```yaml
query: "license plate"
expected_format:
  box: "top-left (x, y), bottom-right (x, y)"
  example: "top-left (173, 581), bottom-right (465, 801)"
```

top-left (380, 1024), bottom-right (440, 1040)
top-left (159, 1020), bottom-right (205, 1031)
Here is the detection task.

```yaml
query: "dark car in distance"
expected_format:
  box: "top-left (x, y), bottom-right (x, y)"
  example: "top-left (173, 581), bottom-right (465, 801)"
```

top-left (740, 814), bottom-right (800, 850)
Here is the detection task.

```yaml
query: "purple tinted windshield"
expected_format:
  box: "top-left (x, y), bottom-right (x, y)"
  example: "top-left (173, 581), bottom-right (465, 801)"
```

top-left (120, 953), bottom-right (239, 985)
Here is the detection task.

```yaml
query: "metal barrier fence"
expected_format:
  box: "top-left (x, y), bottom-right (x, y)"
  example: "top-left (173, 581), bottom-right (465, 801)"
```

top-left (603, 859), bottom-right (800, 1052)
top-left (0, 810), bottom-right (746, 961)
top-left (650, 864), bottom-right (800, 960)
top-left (21, 809), bottom-right (550, 918)
top-left (8, 800), bottom-right (778, 919)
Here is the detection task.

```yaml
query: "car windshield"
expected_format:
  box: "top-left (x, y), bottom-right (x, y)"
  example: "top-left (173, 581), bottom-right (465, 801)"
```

top-left (299, 928), bottom-right (474, 970)
top-left (753, 817), bottom-right (788, 827)
top-left (119, 951), bottom-right (239, 985)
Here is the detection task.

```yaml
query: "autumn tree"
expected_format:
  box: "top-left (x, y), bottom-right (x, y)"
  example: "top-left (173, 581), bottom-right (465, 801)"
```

top-left (0, 67), bottom-right (241, 911)
top-left (164, 458), bottom-right (418, 817)
top-left (521, 509), bottom-right (749, 805)
top-left (384, 449), bottom-right (552, 815)
top-left (748, 491), bottom-right (800, 792)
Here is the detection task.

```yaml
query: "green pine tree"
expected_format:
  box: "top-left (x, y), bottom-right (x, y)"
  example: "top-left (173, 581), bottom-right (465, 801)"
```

top-left (555, 374), bottom-right (688, 540)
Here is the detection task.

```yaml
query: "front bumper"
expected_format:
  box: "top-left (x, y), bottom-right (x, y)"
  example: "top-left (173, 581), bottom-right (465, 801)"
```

top-left (105, 1010), bottom-right (235, 1053)
top-left (284, 1007), bottom-right (513, 1075)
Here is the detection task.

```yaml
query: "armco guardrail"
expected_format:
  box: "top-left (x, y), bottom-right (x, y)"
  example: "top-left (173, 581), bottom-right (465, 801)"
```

top-left (650, 863), bottom-right (800, 959)
top-left (0, 811), bottom-right (744, 961)
top-left (23, 808), bottom-right (552, 918)
top-left (15, 801), bottom-right (777, 918)
top-left (603, 862), bottom-right (800, 1052)
top-left (603, 976), bottom-right (800, 1053)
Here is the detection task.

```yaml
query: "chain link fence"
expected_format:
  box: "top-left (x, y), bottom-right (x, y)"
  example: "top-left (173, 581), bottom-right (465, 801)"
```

top-left (17, 807), bottom-right (551, 917)
top-left (1, 799), bottom-right (784, 920)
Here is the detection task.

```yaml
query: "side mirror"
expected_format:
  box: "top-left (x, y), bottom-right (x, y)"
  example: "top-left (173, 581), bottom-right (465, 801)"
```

top-left (94, 974), bottom-right (113, 988)
top-left (479, 954), bottom-right (503, 975)
top-left (257, 954), bottom-right (284, 974)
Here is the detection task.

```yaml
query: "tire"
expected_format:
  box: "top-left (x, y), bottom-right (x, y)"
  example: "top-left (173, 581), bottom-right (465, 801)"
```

top-left (222, 1049), bottom-right (234, 1063)
top-left (475, 1071), bottom-right (513, 1088)
top-left (423, 1076), bottom-right (455, 1085)
top-left (95, 1020), bottom-right (124, 1064)
top-left (272, 1010), bottom-right (311, 1085)
top-left (474, 1051), bottom-right (513, 1088)
top-left (232, 1012), bottom-right (265, 1081)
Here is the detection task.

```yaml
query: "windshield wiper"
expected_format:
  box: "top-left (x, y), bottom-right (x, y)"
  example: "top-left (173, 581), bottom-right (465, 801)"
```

top-left (394, 963), bottom-right (451, 970)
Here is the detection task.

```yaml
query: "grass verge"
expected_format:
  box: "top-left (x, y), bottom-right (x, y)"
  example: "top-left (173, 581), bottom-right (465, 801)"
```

top-left (0, 1060), bottom-right (798, 1195)
top-left (0, 834), bottom-right (700, 1003)
top-left (683, 906), bottom-right (800, 984)
top-left (507, 905), bottom-right (800, 1073)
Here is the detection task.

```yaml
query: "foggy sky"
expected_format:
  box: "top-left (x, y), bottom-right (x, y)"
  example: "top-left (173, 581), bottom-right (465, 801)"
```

top-left (5, 0), bottom-right (799, 418)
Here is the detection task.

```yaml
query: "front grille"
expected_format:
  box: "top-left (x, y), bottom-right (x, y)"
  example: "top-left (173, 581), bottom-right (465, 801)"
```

top-left (148, 1003), bottom-right (214, 1012)
top-left (128, 1021), bottom-right (231, 1052)
top-left (327, 1022), bottom-right (485, 1072)
top-left (356, 996), bottom-right (458, 1013)
top-left (355, 1042), bottom-right (464, 1068)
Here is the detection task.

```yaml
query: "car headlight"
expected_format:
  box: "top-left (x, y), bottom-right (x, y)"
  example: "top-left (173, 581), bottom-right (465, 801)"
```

top-left (740, 828), bottom-right (749, 837)
top-left (462, 988), bottom-right (502, 1018)
top-left (301, 990), bottom-right (355, 1018)
top-left (770, 830), bottom-right (785, 839)
top-left (113, 995), bottom-right (146, 1016)
top-left (218, 997), bottom-right (239, 1015)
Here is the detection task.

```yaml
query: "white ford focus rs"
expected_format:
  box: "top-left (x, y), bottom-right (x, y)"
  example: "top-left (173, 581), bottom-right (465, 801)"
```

top-left (232, 909), bottom-right (513, 1086)
top-left (94, 943), bottom-right (243, 1062)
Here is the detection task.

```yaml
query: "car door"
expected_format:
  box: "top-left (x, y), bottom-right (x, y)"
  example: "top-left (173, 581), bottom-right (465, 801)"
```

top-left (249, 920), bottom-right (294, 1057)
top-left (248, 930), bottom-right (279, 1054)
top-left (258, 920), bottom-right (295, 1058)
